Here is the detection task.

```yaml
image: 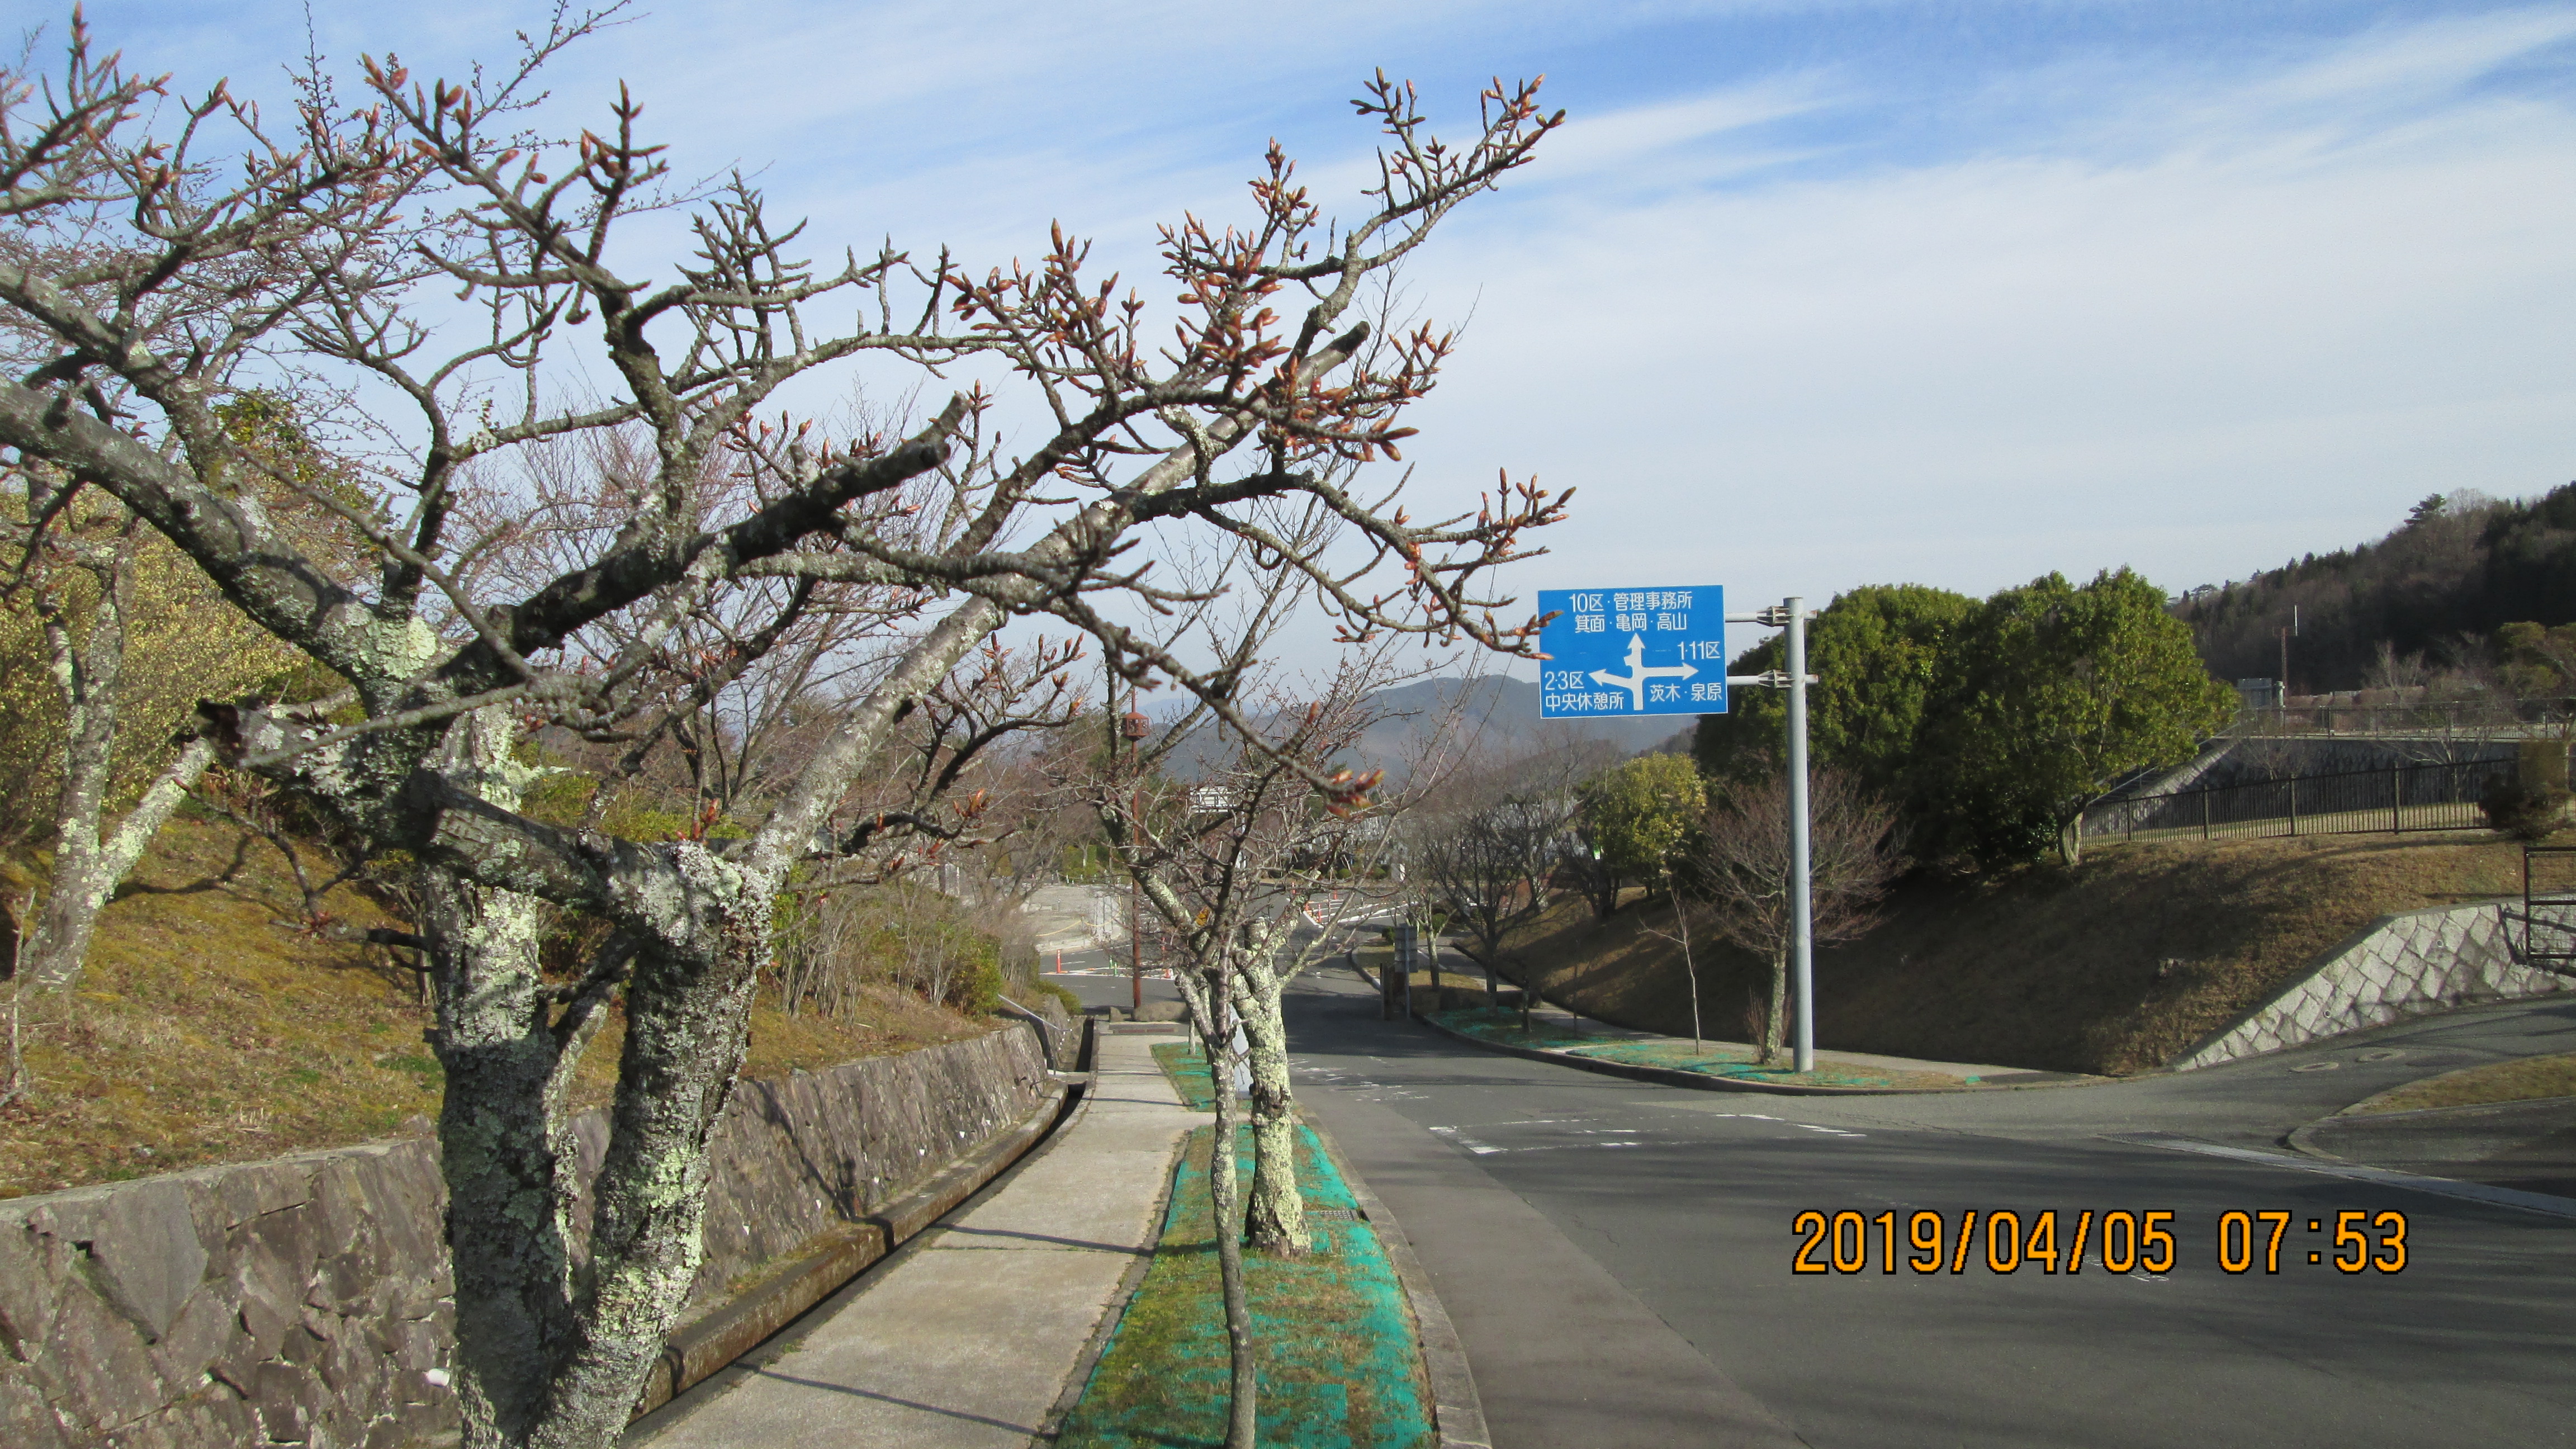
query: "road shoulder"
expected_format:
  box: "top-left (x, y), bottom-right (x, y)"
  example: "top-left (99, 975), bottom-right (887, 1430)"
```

top-left (1296, 1079), bottom-right (1808, 1449)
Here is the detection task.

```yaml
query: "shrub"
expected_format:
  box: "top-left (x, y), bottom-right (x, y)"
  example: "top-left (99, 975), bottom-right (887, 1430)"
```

top-left (946, 946), bottom-right (1005, 1016)
top-left (2480, 776), bottom-right (2569, 841)
top-left (2480, 740), bottom-right (2571, 841)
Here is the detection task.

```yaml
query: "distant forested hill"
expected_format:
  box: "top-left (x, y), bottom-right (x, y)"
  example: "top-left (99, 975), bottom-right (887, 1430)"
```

top-left (2173, 484), bottom-right (2576, 692)
top-left (1155, 674), bottom-right (1683, 785)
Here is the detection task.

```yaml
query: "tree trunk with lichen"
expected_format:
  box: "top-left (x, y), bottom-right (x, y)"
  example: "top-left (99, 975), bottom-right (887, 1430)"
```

top-left (1205, 972), bottom-right (1259, 1449)
top-left (425, 860), bottom-right (571, 1443)
top-left (1238, 957), bottom-right (1307, 1256)
top-left (418, 711), bottom-right (586, 1446)
top-left (188, 598), bottom-right (1004, 1449)
top-left (417, 711), bottom-right (770, 1449)
top-left (23, 551), bottom-right (217, 992)
top-left (523, 913), bottom-right (759, 1449)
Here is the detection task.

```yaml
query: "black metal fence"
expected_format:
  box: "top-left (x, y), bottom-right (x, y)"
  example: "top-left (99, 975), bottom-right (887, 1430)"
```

top-left (2077, 759), bottom-right (2503, 845)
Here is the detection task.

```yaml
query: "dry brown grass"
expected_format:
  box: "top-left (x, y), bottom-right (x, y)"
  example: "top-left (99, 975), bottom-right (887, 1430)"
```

top-left (2345, 1052), bottom-right (2576, 1115)
top-left (1476, 834), bottom-right (2530, 1076)
top-left (0, 815), bottom-right (988, 1199)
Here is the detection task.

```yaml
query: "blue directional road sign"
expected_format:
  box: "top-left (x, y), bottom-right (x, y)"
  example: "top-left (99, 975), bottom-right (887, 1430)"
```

top-left (1536, 586), bottom-right (1728, 718)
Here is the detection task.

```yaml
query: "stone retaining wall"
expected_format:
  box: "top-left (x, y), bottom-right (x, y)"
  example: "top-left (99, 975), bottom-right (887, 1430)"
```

top-left (0, 1024), bottom-right (1052, 1448)
top-left (2171, 902), bottom-right (2574, 1069)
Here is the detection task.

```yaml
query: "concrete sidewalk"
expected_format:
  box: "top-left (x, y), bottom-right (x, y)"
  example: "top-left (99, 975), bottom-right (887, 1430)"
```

top-left (634, 1028), bottom-right (1197, 1448)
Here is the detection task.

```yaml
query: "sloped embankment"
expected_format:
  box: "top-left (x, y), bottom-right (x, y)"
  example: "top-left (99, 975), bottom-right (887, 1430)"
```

top-left (1491, 834), bottom-right (2530, 1076)
top-left (0, 816), bottom-right (994, 1199)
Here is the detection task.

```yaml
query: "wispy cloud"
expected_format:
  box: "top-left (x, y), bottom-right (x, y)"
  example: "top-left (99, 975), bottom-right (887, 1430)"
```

top-left (49, 1), bottom-right (2576, 662)
top-left (1400, 8), bottom-right (2576, 633)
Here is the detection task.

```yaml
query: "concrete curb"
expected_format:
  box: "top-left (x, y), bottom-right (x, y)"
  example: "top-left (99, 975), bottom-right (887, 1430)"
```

top-left (1301, 1109), bottom-right (1491, 1449)
top-left (1049, 1027), bottom-right (1489, 1448)
top-left (2285, 1091), bottom-right (2576, 1162)
top-left (630, 1058), bottom-right (1082, 1420)
top-left (1412, 1008), bottom-right (1954, 1097)
top-left (1030, 1127), bottom-right (1193, 1444)
top-left (1350, 949), bottom-right (2083, 1098)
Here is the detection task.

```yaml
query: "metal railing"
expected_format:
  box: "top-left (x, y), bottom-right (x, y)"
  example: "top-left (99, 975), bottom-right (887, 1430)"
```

top-left (2233, 699), bottom-right (2576, 739)
top-left (2078, 759), bottom-right (2502, 845)
top-left (2504, 845), bottom-right (2576, 977)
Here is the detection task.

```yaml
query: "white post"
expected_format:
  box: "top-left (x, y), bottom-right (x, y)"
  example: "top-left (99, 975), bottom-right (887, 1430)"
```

top-left (1786, 596), bottom-right (1815, 1075)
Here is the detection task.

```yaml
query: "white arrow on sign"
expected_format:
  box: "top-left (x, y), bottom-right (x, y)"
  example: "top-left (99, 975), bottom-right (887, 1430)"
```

top-left (1589, 633), bottom-right (1697, 710)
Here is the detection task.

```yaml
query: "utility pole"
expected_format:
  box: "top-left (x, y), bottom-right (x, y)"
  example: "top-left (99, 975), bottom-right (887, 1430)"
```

top-left (2279, 604), bottom-right (2298, 702)
top-left (1123, 696), bottom-right (1149, 1015)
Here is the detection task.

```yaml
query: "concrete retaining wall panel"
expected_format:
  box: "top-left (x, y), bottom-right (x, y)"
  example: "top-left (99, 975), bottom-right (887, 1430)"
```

top-left (0, 1025), bottom-right (1050, 1447)
top-left (2172, 901), bottom-right (2572, 1069)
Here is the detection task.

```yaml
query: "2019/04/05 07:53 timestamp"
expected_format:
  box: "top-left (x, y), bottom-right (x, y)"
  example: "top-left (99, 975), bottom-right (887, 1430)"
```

top-left (1791, 1209), bottom-right (2411, 1276)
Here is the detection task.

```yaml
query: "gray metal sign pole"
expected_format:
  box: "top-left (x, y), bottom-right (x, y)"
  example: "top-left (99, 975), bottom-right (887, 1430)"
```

top-left (1726, 598), bottom-right (1818, 1074)
top-left (1786, 599), bottom-right (1814, 1073)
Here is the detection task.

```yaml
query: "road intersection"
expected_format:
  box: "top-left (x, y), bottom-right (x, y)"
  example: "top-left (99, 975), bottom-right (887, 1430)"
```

top-left (1283, 959), bottom-right (2576, 1448)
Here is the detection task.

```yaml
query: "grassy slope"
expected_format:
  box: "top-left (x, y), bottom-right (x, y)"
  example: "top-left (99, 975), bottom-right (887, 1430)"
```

top-left (1484, 834), bottom-right (2531, 1076)
top-left (0, 815), bottom-right (989, 1199)
top-left (2347, 1053), bottom-right (2576, 1114)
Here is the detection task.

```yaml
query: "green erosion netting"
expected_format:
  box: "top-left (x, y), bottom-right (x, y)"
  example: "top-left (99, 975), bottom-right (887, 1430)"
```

top-left (1053, 1124), bottom-right (1432, 1449)
top-left (1432, 1009), bottom-right (1963, 1089)
top-left (1428, 1006), bottom-right (1587, 1049)
top-left (1151, 1042), bottom-right (1219, 1113)
top-left (1560, 1038), bottom-right (1962, 1090)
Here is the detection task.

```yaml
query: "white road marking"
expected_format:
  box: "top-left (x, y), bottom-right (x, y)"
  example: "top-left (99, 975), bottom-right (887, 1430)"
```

top-left (2105, 1131), bottom-right (2576, 1220)
top-left (1292, 1062), bottom-right (1426, 1102)
top-left (1428, 1126), bottom-right (1504, 1156)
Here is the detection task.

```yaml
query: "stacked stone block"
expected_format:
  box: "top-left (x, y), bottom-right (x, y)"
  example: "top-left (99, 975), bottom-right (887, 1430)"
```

top-left (2172, 902), bottom-right (2574, 1069)
top-left (0, 1026), bottom-right (1050, 1447)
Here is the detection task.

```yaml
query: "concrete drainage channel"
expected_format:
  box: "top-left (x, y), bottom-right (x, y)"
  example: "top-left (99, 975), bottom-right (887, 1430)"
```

top-left (631, 1021), bottom-right (1096, 1422)
top-left (629, 1017), bottom-right (1099, 1426)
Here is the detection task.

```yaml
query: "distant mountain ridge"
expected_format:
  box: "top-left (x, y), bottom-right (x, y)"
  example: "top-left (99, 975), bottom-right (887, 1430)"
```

top-left (1352, 675), bottom-right (1689, 773)
top-left (2173, 484), bottom-right (2576, 693)
top-left (1154, 674), bottom-right (1690, 783)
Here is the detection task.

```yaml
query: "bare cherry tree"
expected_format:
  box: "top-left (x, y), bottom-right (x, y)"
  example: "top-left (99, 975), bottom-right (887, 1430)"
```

top-left (0, 332), bottom-right (323, 993)
top-left (0, 13), bottom-right (1561, 1446)
top-left (1696, 762), bottom-right (1903, 1066)
top-left (1407, 730), bottom-right (1613, 1008)
top-left (1636, 863), bottom-right (1710, 1049)
top-left (5, 503), bottom-right (222, 987)
top-left (1079, 605), bottom-right (1427, 1449)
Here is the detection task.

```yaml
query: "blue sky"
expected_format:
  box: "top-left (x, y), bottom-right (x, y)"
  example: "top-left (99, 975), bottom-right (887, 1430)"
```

top-left (53, 2), bottom-right (2576, 672)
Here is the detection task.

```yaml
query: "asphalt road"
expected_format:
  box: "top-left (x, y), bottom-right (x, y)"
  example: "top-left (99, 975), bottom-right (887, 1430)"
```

top-left (1284, 958), bottom-right (2576, 1448)
top-left (1038, 942), bottom-right (1191, 1015)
